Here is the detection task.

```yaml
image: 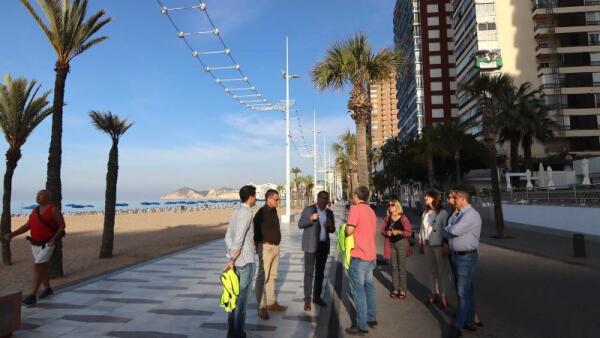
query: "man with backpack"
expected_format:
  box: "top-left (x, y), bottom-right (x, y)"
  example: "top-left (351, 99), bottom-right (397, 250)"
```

top-left (4, 190), bottom-right (66, 305)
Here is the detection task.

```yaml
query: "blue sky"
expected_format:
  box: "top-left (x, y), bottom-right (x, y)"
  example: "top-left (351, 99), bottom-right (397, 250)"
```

top-left (0, 0), bottom-right (395, 201)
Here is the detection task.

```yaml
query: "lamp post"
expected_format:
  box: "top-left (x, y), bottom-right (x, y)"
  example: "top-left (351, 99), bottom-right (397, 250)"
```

top-left (313, 109), bottom-right (318, 202)
top-left (282, 37), bottom-right (299, 223)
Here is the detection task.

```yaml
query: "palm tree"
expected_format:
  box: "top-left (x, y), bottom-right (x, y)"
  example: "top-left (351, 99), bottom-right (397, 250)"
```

top-left (90, 111), bottom-right (133, 259)
top-left (497, 82), bottom-right (542, 172)
top-left (459, 73), bottom-right (513, 238)
top-left (312, 33), bottom-right (402, 186)
top-left (340, 130), bottom-right (358, 190)
top-left (0, 75), bottom-right (52, 265)
top-left (412, 126), bottom-right (439, 189)
top-left (291, 167), bottom-right (301, 208)
top-left (436, 121), bottom-right (469, 184)
top-left (520, 100), bottom-right (556, 171)
top-left (21, 0), bottom-right (111, 275)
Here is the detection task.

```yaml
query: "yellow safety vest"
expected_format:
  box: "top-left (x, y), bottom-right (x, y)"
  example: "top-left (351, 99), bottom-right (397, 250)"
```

top-left (337, 224), bottom-right (355, 270)
top-left (220, 268), bottom-right (240, 312)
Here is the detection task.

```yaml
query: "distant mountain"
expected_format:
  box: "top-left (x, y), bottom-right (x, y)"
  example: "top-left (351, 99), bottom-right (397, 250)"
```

top-left (160, 187), bottom-right (237, 200)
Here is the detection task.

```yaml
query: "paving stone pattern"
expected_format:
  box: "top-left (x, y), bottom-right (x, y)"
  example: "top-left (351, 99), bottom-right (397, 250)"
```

top-left (13, 212), bottom-right (342, 338)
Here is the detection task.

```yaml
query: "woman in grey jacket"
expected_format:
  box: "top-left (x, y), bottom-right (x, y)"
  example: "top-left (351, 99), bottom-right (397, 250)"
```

top-left (418, 190), bottom-right (450, 308)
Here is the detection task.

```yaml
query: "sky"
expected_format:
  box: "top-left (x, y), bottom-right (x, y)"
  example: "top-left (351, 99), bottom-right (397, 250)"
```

top-left (0, 0), bottom-right (395, 201)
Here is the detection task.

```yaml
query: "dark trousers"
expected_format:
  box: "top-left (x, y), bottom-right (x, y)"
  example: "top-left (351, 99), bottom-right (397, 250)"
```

top-left (303, 241), bottom-right (330, 300)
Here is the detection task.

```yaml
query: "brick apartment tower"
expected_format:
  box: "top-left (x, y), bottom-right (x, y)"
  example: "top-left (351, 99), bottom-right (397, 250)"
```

top-left (418, 0), bottom-right (458, 126)
top-left (370, 70), bottom-right (399, 148)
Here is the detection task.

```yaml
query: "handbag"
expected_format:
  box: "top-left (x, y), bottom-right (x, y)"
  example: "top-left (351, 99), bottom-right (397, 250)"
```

top-left (408, 232), bottom-right (416, 247)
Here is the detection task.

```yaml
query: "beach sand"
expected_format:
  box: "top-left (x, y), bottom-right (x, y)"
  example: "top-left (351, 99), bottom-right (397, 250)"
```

top-left (0, 208), bottom-right (236, 292)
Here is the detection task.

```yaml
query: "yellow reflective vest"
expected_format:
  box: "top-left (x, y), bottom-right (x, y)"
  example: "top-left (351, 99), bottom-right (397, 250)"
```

top-left (220, 268), bottom-right (240, 312)
top-left (337, 223), bottom-right (355, 270)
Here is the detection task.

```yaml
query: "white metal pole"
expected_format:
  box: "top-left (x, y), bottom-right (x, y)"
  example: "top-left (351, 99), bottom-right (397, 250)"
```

top-left (323, 135), bottom-right (327, 192)
top-left (283, 37), bottom-right (291, 223)
top-left (313, 109), bottom-right (318, 202)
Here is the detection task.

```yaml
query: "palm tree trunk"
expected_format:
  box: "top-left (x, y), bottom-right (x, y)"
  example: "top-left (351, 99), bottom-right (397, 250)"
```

top-left (427, 153), bottom-right (435, 188)
top-left (355, 118), bottom-right (369, 187)
top-left (351, 172), bottom-right (358, 194)
top-left (454, 150), bottom-right (462, 185)
top-left (1, 149), bottom-right (21, 265)
top-left (100, 141), bottom-right (119, 258)
top-left (509, 137), bottom-right (519, 172)
top-left (487, 144), bottom-right (505, 237)
top-left (47, 63), bottom-right (69, 278)
top-left (523, 138), bottom-right (533, 171)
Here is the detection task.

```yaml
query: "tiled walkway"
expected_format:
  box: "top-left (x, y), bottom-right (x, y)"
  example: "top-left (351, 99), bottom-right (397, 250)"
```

top-left (14, 208), bottom-right (346, 338)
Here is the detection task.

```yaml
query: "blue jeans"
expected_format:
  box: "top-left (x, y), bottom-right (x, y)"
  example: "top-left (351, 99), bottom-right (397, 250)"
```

top-left (228, 263), bottom-right (255, 338)
top-left (347, 258), bottom-right (377, 331)
top-left (450, 252), bottom-right (477, 329)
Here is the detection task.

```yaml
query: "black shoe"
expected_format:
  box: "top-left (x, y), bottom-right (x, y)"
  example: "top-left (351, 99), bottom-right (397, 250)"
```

top-left (367, 320), bottom-right (378, 329)
top-left (345, 326), bottom-right (369, 336)
top-left (312, 298), bottom-right (327, 306)
top-left (22, 294), bottom-right (37, 306)
top-left (447, 325), bottom-right (462, 338)
top-left (38, 288), bottom-right (54, 299)
top-left (463, 324), bottom-right (476, 332)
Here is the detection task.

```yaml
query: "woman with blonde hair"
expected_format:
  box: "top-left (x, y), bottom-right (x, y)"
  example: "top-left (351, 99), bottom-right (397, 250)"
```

top-left (380, 198), bottom-right (412, 299)
top-left (419, 190), bottom-right (450, 308)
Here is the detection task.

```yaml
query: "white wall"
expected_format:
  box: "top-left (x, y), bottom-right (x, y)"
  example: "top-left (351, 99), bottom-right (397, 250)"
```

top-left (502, 204), bottom-right (600, 236)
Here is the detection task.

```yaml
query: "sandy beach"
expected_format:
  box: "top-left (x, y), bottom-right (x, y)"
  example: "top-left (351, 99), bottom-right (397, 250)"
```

top-left (0, 208), bottom-right (237, 292)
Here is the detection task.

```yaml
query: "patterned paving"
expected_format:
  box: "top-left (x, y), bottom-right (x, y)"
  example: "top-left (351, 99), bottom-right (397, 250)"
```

top-left (13, 209), bottom-right (346, 338)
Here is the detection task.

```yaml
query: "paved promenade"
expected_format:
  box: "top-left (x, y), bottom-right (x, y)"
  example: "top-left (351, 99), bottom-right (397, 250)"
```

top-left (13, 212), bottom-right (342, 338)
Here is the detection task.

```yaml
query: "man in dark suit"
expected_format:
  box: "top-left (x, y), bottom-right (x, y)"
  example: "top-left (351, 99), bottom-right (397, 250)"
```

top-left (298, 190), bottom-right (335, 311)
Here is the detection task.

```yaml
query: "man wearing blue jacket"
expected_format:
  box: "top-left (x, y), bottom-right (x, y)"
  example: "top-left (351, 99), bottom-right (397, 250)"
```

top-left (298, 191), bottom-right (335, 311)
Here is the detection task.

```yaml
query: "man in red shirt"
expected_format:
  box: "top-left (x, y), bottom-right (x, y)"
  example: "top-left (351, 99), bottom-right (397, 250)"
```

top-left (345, 186), bottom-right (378, 336)
top-left (5, 190), bottom-right (66, 305)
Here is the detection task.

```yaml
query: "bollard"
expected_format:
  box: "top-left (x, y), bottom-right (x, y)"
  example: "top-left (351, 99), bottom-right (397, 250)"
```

top-left (573, 234), bottom-right (586, 258)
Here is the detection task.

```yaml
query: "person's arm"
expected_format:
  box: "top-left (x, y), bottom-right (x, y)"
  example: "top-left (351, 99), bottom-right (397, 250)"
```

top-left (447, 209), bottom-right (480, 237)
top-left (326, 210), bottom-right (335, 233)
top-left (253, 208), bottom-right (262, 244)
top-left (230, 209), bottom-right (251, 258)
top-left (298, 207), bottom-right (317, 229)
top-left (380, 216), bottom-right (389, 237)
top-left (345, 208), bottom-right (358, 236)
top-left (5, 221), bottom-right (31, 240)
top-left (48, 208), bottom-right (66, 246)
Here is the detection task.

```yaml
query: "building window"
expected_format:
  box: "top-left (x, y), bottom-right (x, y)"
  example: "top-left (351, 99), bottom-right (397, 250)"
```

top-left (431, 68), bottom-right (442, 77)
top-left (431, 95), bottom-right (443, 104)
top-left (429, 42), bottom-right (441, 51)
top-left (430, 55), bottom-right (441, 64)
top-left (431, 82), bottom-right (443, 91)
top-left (429, 30), bottom-right (440, 39)
top-left (427, 4), bottom-right (439, 13)
top-left (477, 22), bottom-right (496, 31)
top-left (448, 42), bottom-right (455, 50)
top-left (432, 108), bottom-right (444, 118)
top-left (428, 17), bottom-right (440, 26)
top-left (589, 32), bottom-right (600, 46)
top-left (445, 3), bottom-right (453, 12)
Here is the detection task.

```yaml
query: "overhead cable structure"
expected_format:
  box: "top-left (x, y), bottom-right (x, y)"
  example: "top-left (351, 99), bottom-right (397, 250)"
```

top-left (155, 0), bottom-right (281, 111)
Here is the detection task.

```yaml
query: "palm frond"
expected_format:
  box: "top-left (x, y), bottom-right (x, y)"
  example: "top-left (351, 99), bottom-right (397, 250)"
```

top-left (89, 110), bottom-right (133, 141)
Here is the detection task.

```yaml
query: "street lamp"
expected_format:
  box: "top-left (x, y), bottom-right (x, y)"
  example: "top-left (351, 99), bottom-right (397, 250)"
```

top-left (282, 37), bottom-right (299, 223)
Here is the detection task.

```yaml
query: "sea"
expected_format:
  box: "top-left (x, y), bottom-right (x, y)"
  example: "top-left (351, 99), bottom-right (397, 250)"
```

top-left (9, 199), bottom-right (248, 216)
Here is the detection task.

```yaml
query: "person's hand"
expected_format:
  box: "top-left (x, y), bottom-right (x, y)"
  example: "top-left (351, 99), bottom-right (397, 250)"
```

top-left (310, 213), bottom-right (319, 221)
top-left (441, 243), bottom-right (450, 256)
top-left (48, 239), bottom-right (56, 247)
top-left (386, 230), bottom-right (392, 237)
top-left (224, 259), bottom-right (235, 271)
top-left (4, 233), bottom-right (12, 242)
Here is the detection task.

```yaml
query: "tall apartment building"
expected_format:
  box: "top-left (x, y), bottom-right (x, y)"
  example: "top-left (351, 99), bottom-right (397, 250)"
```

top-left (453, 0), bottom-right (541, 157)
top-left (370, 71), bottom-right (399, 148)
top-left (394, 0), bottom-right (458, 141)
top-left (395, 0), bottom-right (420, 141)
top-left (533, 0), bottom-right (600, 155)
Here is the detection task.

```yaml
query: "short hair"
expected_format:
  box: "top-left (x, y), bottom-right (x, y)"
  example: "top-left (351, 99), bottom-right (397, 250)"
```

top-left (353, 186), bottom-right (369, 202)
top-left (317, 191), bottom-right (329, 199)
top-left (454, 189), bottom-right (471, 202)
top-left (265, 189), bottom-right (279, 200)
top-left (239, 185), bottom-right (256, 203)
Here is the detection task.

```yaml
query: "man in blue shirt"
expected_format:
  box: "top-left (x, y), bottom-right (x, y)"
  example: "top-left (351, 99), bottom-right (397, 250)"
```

top-left (444, 189), bottom-right (481, 338)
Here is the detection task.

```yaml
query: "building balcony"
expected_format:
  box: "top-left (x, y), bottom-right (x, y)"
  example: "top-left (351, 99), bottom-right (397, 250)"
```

top-left (532, 0), bottom-right (600, 17)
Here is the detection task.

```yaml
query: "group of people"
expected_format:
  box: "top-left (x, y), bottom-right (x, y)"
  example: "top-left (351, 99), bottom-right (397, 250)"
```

top-left (224, 186), bottom-right (336, 338)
